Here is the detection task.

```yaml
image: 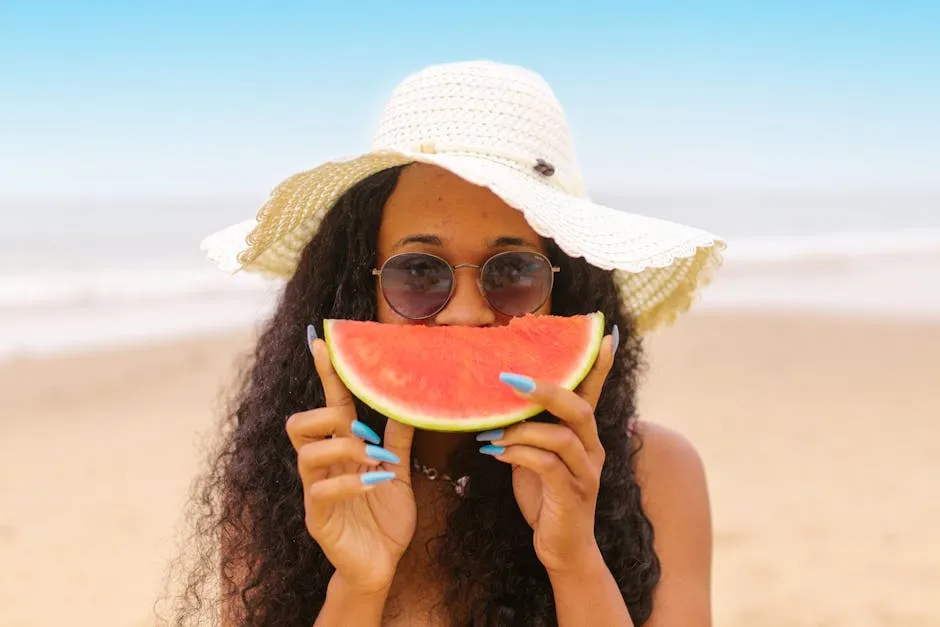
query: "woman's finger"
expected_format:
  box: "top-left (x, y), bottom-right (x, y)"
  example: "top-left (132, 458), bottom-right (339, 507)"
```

top-left (574, 331), bottom-right (617, 410)
top-left (297, 437), bottom-right (401, 485)
top-left (477, 421), bottom-right (595, 483)
top-left (310, 333), bottom-right (356, 411)
top-left (285, 406), bottom-right (356, 451)
top-left (381, 417), bottom-right (415, 481)
top-left (307, 470), bottom-right (397, 506)
top-left (483, 444), bottom-right (576, 498)
top-left (498, 372), bottom-right (603, 461)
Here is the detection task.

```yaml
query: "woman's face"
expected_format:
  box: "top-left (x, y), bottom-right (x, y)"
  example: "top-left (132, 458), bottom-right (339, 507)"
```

top-left (376, 163), bottom-right (551, 327)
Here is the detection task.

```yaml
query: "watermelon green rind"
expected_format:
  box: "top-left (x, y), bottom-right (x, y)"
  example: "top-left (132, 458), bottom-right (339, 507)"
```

top-left (554, 311), bottom-right (606, 396)
top-left (322, 312), bottom-right (606, 432)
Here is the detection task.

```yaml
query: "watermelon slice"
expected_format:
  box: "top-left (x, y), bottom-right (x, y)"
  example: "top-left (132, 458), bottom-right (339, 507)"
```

top-left (322, 312), bottom-right (605, 432)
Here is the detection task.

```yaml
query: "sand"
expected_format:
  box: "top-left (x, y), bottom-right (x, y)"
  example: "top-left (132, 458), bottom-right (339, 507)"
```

top-left (1, 312), bottom-right (938, 626)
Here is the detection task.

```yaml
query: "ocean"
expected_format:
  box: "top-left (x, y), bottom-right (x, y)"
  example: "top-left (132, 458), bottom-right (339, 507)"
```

top-left (1, 190), bottom-right (939, 361)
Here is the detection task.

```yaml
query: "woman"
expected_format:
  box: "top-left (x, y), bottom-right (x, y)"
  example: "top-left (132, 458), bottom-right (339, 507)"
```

top-left (172, 61), bottom-right (724, 626)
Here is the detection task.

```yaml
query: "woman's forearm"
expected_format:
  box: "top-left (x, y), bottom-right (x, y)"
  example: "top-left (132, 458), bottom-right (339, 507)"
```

top-left (314, 574), bottom-right (390, 627)
top-left (549, 546), bottom-right (634, 627)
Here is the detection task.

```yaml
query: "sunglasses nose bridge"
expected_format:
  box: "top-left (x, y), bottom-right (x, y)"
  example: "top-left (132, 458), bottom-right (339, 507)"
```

top-left (450, 262), bottom-right (487, 299)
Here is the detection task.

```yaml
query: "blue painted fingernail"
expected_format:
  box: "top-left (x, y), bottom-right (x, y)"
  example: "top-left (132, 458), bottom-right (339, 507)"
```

top-left (360, 470), bottom-right (396, 486)
top-left (365, 444), bottom-right (400, 464)
top-left (476, 429), bottom-right (504, 442)
top-left (351, 420), bottom-right (381, 445)
top-left (307, 324), bottom-right (317, 354)
top-left (612, 324), bottom-right (620, 352)
top-left (499, 372), bottom-right (535, 394)
top-left (479, 444), bottom-right (505, 456)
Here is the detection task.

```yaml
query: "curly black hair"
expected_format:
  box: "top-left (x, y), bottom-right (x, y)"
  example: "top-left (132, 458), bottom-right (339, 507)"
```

top-left (159, 165), bottom-right (660, 626)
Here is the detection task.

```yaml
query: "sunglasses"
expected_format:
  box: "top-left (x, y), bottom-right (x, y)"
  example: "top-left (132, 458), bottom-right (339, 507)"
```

top-left (372, 250), bottom-right (560, 320)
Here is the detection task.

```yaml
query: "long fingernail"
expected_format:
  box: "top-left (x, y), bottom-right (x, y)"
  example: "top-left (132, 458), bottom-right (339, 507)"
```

top-left (351, 420), bottom-right (381, 445)
top-left (499, 372), bottom-right (535, 394)
top-left (365, 444), bottom-right (400, 464)
top-left (479, 444), bottom-right (505, 456)
top-left (476, 429), bottom-right (504, 442)
top-left (307, 324), bottom-right (317, 354)
top-left (612, 324), bottom-right (620, 353)
top-left (360, 470), bottom-right (396, 486)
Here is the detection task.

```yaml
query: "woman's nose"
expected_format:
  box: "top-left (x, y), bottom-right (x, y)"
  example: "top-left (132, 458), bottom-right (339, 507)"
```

top-left (433, 267), bottom-right (496, 327)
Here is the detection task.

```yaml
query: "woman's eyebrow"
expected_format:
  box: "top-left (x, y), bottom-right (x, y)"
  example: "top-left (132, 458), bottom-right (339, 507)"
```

top-left (392, 234), bottom-right (444, 249)
top-left (488, 236), bottom-right (540, 248)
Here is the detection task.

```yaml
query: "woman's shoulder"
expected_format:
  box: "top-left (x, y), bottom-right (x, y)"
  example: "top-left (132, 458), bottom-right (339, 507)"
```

top-left (630, 419), bottom-right (711, 525)
top-left (627, 420), bottom-right (713, 619)
top-left (631, 420), bottom-right (705, 479)
top-left (617, 420), bottom-right (712, 619)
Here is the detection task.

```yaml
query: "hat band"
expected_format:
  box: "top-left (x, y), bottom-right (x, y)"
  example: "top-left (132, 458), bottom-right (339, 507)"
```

top-left (387, 140), bottom-right (583, 197)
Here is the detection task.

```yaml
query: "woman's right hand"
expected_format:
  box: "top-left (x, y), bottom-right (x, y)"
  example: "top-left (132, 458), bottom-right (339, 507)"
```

top-left (286, 333), bottom-right (416, 596)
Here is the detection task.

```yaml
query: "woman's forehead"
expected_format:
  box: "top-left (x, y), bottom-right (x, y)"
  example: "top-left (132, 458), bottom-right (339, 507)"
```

top-left (379, 164), bottom-right (540, 245)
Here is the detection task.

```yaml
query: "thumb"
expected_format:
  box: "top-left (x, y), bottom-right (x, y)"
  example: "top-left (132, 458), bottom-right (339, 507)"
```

top-left (382, 418), bottom-right (415, 480)
top-left (575, 331), bottom-right (616, 410)
top-left (309, 326), bottom-right (354, 411)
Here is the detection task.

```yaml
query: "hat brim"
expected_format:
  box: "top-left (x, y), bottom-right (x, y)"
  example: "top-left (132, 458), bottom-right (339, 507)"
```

top-left (201, 150), bottom-right (725, 332)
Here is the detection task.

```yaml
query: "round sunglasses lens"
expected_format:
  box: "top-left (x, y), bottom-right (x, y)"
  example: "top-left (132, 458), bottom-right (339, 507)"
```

top-left (379, 253), bottom-right (454, 319)
top-left (481, 252), bottom-right (554, 316)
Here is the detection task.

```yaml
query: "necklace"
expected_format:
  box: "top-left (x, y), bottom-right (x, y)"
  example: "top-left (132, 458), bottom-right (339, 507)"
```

top-left (411, 458), bottom-right (470, 496)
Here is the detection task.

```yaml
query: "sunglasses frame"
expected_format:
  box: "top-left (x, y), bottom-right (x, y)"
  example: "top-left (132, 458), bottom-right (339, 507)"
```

top-left (371, 250), bottom-right (561, 320)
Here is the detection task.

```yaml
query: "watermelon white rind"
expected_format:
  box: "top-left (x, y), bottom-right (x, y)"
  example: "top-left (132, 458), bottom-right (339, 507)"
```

top-left (322, 312), bottom-right (606, 432)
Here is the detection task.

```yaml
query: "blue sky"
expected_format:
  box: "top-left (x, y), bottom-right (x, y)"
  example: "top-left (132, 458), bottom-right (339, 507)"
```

top-left (1, 0), bottom-right (938, 202)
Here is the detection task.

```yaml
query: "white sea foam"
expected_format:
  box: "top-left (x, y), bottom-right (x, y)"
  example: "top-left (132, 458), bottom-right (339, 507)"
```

top-left (0, 267), bottom-right (271, 308)
top-left (720, 228), bottom-right (940, 265)
top-left (697, 229), bottom-right (940, 318)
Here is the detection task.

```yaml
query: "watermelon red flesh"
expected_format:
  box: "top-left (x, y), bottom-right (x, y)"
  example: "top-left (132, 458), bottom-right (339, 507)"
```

top-left (322, 312), bottom-right (605, 432)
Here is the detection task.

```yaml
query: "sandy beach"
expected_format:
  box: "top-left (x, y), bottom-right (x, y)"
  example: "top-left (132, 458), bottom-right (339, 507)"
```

top-left (1, 311), bottom-right (938, 626)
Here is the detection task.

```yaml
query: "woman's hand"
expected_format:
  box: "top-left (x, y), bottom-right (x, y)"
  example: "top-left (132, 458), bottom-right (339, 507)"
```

top-left (475, 326), bottom-right (618, 575)
top-left (286, 331), bottom-right (416, 596)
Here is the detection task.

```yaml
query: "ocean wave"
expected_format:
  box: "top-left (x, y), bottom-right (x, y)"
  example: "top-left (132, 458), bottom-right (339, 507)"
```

top-left (721, 228), bottom-right (940, 265)
top-left (0, 266), bottom-right (279, 309)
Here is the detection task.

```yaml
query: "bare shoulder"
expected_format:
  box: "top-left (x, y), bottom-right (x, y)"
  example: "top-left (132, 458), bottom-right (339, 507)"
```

top-left (630, 420), bottom-right (713, 625)
top-left (631, 420), bottom-right (708, 490)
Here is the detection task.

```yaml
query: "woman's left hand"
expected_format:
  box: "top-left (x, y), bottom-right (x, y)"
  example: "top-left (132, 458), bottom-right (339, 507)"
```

top-left (477, 326), bottom-right (618, 575)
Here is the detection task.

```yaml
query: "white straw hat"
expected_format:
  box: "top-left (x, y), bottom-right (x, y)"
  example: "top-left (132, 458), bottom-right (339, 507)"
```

top-left (201, 60), bottom-right (725, 332)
